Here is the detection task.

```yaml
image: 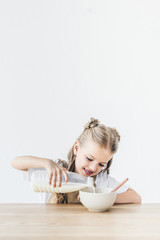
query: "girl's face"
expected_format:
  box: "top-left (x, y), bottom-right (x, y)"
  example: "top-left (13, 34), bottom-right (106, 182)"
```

top-left (74, 140), bottom-right (113, 177)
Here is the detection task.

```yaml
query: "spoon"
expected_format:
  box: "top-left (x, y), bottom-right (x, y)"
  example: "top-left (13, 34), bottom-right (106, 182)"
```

top-left (111, 178), bottom-right (129, 192)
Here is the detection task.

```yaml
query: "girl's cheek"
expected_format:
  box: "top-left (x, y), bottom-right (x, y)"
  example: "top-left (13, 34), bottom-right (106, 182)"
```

top-left (97, 167), bottom-right (103, 173)
top-left (84, 159), bottom-right (89, 165)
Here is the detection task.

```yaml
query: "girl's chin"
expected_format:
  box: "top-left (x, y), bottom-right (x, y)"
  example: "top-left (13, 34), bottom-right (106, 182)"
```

top-left (76, 169), bottom-right (86, 177)
top-left (77, 170), bottom-right (85, 176)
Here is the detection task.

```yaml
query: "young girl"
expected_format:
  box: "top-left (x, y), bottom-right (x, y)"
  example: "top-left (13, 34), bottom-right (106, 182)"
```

top-left (11, 117), bottom-right (141, 204)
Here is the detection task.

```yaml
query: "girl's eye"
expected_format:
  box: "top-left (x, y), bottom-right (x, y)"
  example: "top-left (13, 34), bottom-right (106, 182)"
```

top-left (99, 163), bottom-right (104, 167)
top-left (87, 157), bottom-right (104, 167)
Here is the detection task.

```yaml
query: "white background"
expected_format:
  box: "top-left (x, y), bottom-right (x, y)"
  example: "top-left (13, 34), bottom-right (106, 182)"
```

top-left (0, 0), bottom-right (160, 203)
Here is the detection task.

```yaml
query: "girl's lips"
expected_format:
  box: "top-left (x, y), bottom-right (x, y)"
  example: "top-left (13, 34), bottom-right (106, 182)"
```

top-left (84, 168), bottom-right (93, 176)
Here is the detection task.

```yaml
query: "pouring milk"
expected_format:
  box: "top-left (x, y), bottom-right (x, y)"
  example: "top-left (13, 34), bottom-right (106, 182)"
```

top-left (31, 170), bottom-right (94, 193)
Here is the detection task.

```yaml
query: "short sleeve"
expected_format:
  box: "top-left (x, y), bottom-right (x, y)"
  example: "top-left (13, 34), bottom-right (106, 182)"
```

top-left (22, 159), bottom-right (59, 182)
top-left (95, 171), bottom-right (130, 194)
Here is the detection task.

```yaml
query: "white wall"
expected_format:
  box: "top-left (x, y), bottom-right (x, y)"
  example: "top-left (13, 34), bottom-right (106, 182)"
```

top-left (0, 0), bottom-right (160, 203)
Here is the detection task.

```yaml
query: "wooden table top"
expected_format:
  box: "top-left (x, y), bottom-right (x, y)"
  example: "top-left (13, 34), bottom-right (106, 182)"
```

top-left (0, 203), bottom-right (160, 240)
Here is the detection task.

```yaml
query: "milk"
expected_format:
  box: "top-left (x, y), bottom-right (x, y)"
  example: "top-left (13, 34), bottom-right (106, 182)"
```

top-left (92, 186), bottom-right (96, 193)
top-left (31, 170), bottom-right (94, 193)
top-left (32, 182), bottom-right (90, 193)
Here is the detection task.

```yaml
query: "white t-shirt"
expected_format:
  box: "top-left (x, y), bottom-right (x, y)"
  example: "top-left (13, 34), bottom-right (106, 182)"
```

top-left (23, 159), bottom-right (130, 203)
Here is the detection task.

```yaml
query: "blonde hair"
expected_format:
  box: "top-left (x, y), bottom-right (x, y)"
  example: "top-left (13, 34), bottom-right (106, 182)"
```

top-left (67, 117), bottom-right (120, 174)
top-left (56, 117), bottom-right (120, 203)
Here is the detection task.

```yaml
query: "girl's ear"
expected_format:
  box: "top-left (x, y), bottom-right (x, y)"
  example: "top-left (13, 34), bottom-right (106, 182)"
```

top-left (74, 141), bottom-right (79, 155)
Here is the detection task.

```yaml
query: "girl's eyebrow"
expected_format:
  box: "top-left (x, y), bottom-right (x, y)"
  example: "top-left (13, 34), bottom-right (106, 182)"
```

top-left (89, 154), bottom-right (107, 164)
top-left (89, 154), bottom-right (96, 159)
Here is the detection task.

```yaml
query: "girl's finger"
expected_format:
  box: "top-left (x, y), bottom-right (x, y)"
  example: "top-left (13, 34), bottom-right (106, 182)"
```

top-left (52, 171), bottom-right (57, 188)
top-left (57, 169), bottom-right (62, 187)
top-left (62, 170), bottom-right (68, 183)
top-left (49, 173), bottom-right (53, 185)
top-left (77, 194), bottom-right (80, 201)
top-left (62, 167), bottom-right (67, 172)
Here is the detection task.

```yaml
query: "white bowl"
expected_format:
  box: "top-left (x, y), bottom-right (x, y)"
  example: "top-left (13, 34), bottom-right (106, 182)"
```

top-left (79, 187), bottom-right (117, 212)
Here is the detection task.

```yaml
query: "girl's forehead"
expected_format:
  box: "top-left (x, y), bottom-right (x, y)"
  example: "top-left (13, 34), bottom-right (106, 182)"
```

top-left (82, 140), bottom-right (106, 151)
top-left (81, 140), bottom-right (112, 161)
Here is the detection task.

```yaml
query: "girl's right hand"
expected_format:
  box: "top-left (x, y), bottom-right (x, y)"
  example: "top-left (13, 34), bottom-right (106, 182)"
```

top-left (45, 160), bottom-right (68, 187)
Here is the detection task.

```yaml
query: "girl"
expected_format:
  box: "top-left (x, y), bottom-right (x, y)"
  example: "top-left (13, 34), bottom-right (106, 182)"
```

top-left (11, 117), bottom-right (141, 204)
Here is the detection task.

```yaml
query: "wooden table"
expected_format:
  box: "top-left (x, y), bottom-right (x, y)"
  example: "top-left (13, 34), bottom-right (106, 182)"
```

top-left (0, 203), bottom-right (160, 240)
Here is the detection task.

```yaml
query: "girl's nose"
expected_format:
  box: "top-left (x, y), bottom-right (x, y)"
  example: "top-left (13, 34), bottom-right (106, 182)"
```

top-left (90, 162), bottom-right (97, 172)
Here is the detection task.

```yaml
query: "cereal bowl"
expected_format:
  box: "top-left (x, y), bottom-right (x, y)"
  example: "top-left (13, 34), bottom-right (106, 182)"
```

top-left (79, 187), bottom-right (117, 212)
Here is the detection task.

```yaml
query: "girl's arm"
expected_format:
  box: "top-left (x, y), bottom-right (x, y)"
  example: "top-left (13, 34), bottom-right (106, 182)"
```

top-left (115, 188), bottom-right (142, 204)
top-left (11, 156), bottom-right (51, 171)
top-left (11, 156), bottom-right (68, 187)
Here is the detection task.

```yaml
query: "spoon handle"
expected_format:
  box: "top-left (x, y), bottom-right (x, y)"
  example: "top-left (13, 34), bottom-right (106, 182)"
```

top-left (111, 178), bottom-right (129, 192)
